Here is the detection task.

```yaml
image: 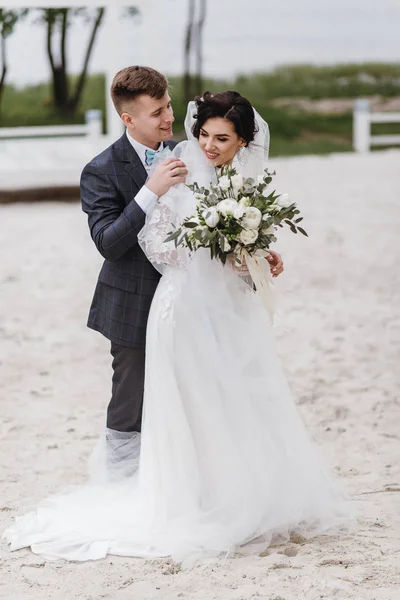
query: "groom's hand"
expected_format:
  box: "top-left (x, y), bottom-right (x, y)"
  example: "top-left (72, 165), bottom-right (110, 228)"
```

top-left (146, 158), bottom-right (188, 197)
top-left (267, 251), bottom-right (284, 278)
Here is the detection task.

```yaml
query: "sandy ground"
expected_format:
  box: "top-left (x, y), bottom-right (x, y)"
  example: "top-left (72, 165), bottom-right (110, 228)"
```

top-left (1, 150), bottom-right (399, 600)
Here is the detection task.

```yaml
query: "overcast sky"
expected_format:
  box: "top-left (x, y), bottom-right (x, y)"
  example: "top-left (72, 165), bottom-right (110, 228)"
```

top-left (5, 0), bottom-right (400, 86)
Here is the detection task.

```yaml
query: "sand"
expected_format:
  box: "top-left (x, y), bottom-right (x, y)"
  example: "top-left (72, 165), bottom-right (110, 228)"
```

top-left (0, 149), bottom-right (399, 599)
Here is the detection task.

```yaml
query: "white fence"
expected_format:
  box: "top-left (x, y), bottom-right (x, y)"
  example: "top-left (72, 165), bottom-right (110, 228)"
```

top-left (0, 109), bottom-right (103, 140)
top-left (353, 100), bottom-right (400, 152)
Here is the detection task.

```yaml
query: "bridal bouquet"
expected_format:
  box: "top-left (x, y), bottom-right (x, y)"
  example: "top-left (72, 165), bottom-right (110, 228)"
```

top-left (164, 165), bottom-right (307, 266)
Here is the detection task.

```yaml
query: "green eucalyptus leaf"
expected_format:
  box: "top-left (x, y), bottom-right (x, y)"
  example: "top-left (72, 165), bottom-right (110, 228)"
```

top-left (184, 221), bottom-right (200, 228)
top-left (298, 227), bottom-right (308, 237)
top-left (163, 230), bottom-right (180, 243)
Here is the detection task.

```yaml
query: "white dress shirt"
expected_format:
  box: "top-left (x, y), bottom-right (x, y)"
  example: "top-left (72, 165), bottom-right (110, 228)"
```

top-left (126, 130), bottom-right (164, 214)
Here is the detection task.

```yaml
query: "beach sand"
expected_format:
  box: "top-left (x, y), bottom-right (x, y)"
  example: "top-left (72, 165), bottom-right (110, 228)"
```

top-left (1, 150), bottom-right (399, 599)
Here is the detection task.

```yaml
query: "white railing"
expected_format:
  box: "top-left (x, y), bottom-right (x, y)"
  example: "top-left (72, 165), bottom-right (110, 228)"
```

top-left (0, 109), bottom-right (103, 140)
top-left (353, 99), bottom-right (400, 152)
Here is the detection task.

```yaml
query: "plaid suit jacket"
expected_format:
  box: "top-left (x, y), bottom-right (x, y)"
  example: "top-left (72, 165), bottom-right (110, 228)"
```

top-left (80, 133), bottom-right (177, 348)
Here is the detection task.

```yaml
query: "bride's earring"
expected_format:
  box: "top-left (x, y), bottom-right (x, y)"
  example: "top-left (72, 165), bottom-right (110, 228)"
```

top-left (236, 146), bottom-right (247, 166)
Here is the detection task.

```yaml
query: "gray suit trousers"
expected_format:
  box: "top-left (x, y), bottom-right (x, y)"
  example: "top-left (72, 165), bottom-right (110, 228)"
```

top-left (107, 342), bottom-right (145, 433)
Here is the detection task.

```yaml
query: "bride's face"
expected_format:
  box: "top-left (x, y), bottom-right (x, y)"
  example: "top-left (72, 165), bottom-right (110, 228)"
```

top-left (198, 118), bottom-right (245, 166)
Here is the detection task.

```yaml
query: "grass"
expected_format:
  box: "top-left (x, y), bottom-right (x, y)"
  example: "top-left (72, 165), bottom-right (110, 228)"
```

top-left (1, 63), bottom-right (399, 157)
top-left (0, 75), bottom-right (106, 128)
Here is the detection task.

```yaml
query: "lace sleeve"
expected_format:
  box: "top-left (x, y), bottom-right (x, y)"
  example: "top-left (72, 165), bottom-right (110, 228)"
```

top-left (138, 139), bottom-right (212, 274)
top-left (138, 199), bottom-right (189, 274)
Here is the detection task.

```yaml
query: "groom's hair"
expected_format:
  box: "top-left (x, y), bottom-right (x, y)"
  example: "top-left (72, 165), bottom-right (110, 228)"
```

top-left (192, 91), bottom-right (257, 146)
top-left (111, 66), bottom-right (168, 114)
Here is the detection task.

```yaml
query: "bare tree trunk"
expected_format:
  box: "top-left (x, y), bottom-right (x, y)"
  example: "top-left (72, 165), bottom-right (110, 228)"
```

top-left (61, 8), bottom-right (68, 72)
top-left (194, 0), bottom-right (206, 96)
top-left (0, 29), bottom-right (7, 112)
top-left (53, 9), bottom-right (69, 114)
top-left (53, 67), bottom-right (69, 113)
top-left (183, 0), bottom-right (195, 105)
top-left (46, 12), bottom-right (55, 73)
top-left (69, 7), bottom-right (105, 113)
top-left (46, 12), bottom-right (65, 111)
top-left (46, 9), bottom-right (70, 115)
top-left (0, 9), bottom-right (29, 114)
top-left (60, 8), bottom-right (68, 101)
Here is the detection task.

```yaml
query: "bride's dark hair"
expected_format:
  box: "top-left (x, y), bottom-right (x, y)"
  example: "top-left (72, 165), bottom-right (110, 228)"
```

top-left (191, 91), bottom-right (257, 146)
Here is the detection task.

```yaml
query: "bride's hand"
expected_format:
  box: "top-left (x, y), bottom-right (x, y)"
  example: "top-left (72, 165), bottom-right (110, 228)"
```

top-left (267, 251), bottom-right (284, 277)
top-left (226, 254), bottom-right (249, 275)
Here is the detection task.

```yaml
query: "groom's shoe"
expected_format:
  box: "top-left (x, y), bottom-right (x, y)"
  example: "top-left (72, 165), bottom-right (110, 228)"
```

top-left (105, 428), bottom-right (141, 481)
top-left (88, 428), bottom-right (141, 484)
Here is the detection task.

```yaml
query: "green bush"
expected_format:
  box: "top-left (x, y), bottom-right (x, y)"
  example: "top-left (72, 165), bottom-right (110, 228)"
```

top-left (234, 63), bottom-right (400, 99)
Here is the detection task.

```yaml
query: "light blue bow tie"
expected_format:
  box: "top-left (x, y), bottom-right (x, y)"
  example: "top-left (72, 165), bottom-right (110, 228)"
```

top-left (145, 146), bottom-right (165, 166)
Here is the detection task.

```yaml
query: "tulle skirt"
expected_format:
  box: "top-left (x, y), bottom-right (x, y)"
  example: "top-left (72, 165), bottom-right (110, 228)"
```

top-left (4, 252), bottom-right (352, 562)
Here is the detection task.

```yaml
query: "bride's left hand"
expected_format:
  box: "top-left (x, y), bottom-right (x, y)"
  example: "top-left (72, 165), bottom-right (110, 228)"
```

top-left (267, 251), bottom-right (284, 277)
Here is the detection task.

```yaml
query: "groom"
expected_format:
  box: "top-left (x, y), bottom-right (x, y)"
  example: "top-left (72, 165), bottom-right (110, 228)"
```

top-left (80, 66), bottom-right (284, 449)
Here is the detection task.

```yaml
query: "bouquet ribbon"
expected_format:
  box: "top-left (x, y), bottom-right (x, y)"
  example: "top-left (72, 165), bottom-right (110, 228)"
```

top-left (243, 249), bottom-right (276, 324)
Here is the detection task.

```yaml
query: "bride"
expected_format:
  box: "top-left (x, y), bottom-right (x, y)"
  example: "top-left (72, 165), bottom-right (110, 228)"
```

top-left (4, 92), bottom-right (352, 562)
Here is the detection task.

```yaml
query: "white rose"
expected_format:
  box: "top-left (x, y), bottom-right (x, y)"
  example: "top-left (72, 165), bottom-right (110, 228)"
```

top-left (231, 174), bottom-right (243, 190)
top-left (242, 206), bottom-right (262, 229)
top-left (202, 207), bottom-right (220, 228)
top-left (233, 205), bottom-right (246, 220)
top-left (261, 185), bottom-right (270, 198)
top-left (222, 237), bottom-right (231, 252)
top-left (239, 196), bottom-right (251, 207)
top-left (276, 193), bottom-right (291, 208)
top-left (262, 224), bottom-right (275, 234)
top-left (217, 199), bottom-right (238, 216)
top-left (239, 228), bottom-right (258, 245)
top-left (218, 176), bottom-right (231, 191)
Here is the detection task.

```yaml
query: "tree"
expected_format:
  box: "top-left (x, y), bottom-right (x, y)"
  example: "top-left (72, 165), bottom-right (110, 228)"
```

top-left (0, 9), bottom-right (28, 113)
top-left (183, 0), bottom-right (195, 105)
top-left (39, 6), bottom-right (139, 116)
top-left (37, 7), bottom-right (105, 116)
top-left (183, 0), bottom-right (207, 105)
top-left (194, 0), bottom-right (206, 97)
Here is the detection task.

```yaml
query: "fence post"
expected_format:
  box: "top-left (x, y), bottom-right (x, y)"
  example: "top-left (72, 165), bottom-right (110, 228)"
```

top-left (353, 99), bottom-right (370, 153)
top-left (85, 109), bottom-right (103, 138)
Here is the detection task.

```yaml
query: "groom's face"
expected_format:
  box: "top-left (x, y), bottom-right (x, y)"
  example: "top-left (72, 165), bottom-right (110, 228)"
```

top-left (122, 92), bottom-right (174, 149)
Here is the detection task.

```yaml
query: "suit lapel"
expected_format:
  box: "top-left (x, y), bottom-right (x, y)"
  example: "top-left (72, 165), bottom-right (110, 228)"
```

top-left (113, 133), bottom-right (148, 190)
top-left (125, 158), bottom-right (148, 190)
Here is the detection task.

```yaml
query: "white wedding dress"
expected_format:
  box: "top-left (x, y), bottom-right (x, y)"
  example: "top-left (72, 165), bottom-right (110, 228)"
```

top-left (4, 109), bottom-right (352, 563)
